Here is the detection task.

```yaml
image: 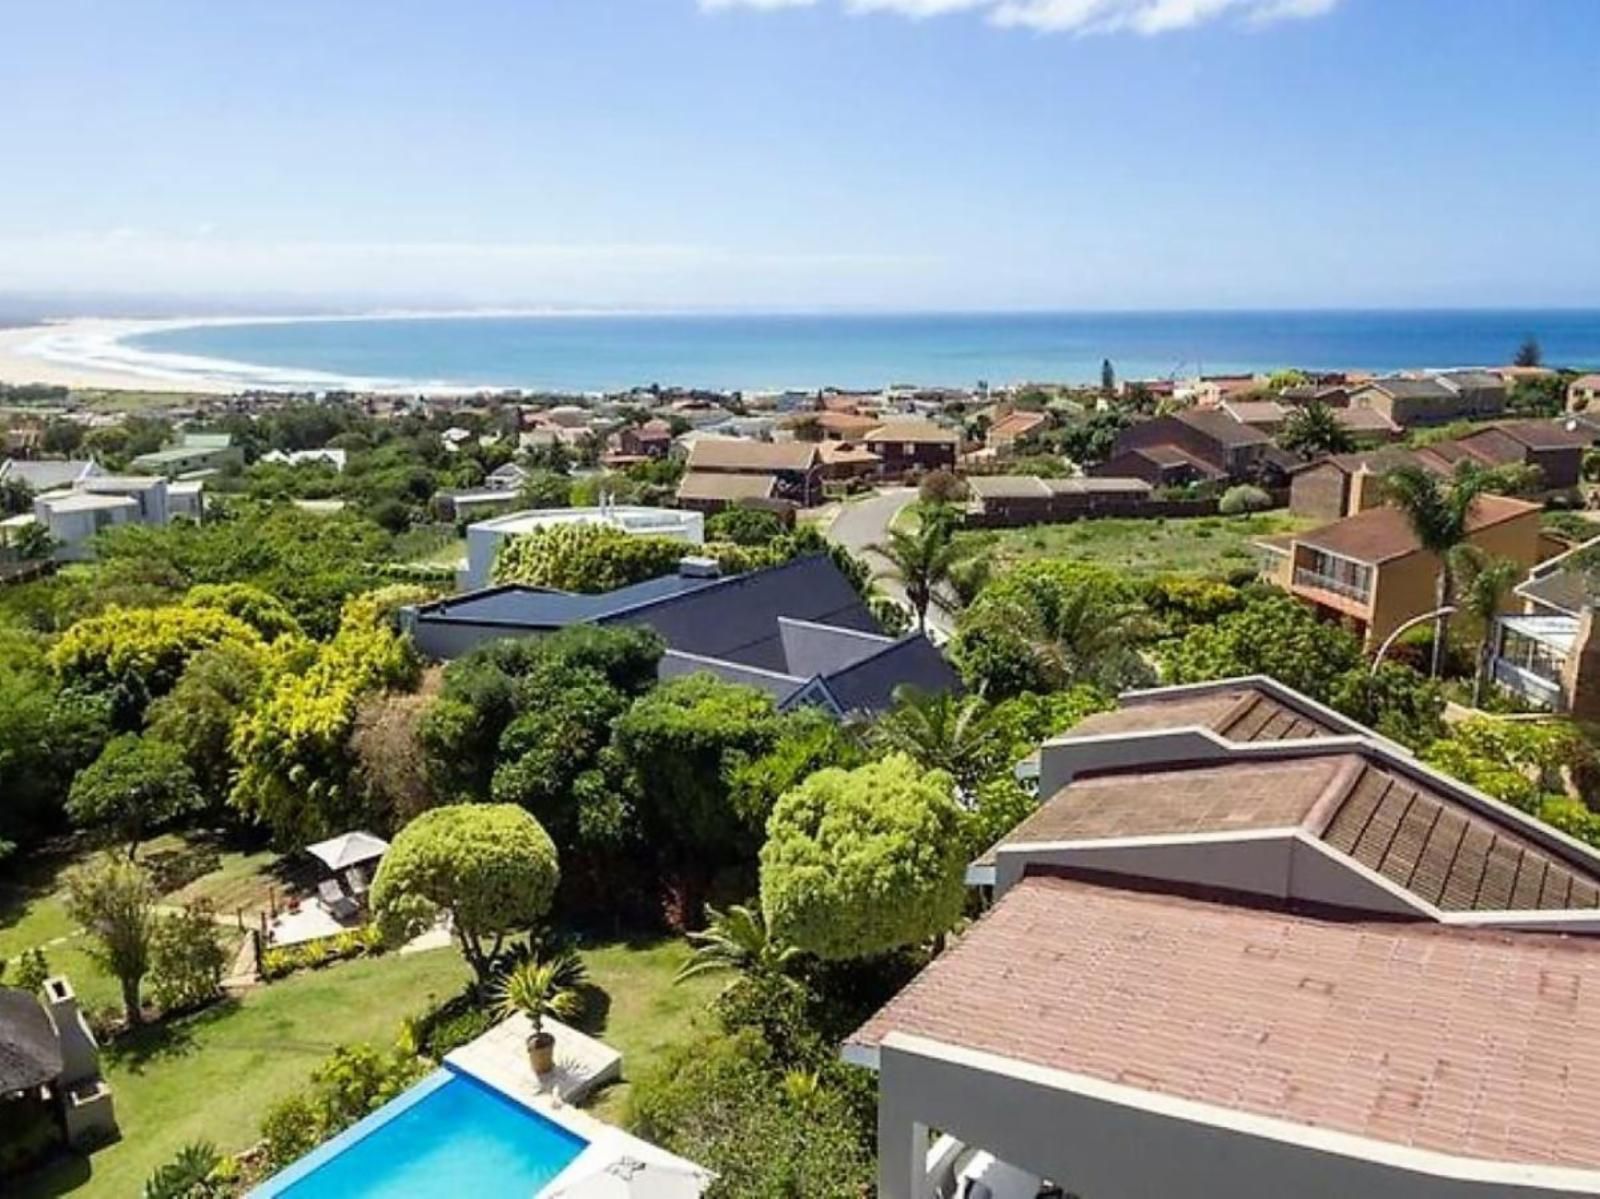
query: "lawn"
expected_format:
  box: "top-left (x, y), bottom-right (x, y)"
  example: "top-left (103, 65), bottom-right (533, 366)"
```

top-left (954, 511), bottom-right (1319, 580)
top-left (6, 834), bottom-right (720, 1197)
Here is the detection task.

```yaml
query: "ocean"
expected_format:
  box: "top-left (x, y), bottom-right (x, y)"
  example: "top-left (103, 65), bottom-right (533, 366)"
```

top-left (123, 309), bottom-right (1600, 394)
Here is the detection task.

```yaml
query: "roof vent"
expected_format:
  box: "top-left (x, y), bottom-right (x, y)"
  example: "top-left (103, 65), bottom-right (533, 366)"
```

top-left (678, 556), bottom-right (722, 579)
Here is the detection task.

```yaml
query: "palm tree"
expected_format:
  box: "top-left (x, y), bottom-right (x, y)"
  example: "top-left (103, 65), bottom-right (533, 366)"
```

top-left (1278, 401), bottom-right (1355, 459)
top-left (871, 686), bottom-right (1006, 794)
top-left (1454, 545), bottom-right (1522, 707)
top-left (870, 509), bottom-right (964, 635)
top-left (494, 950), bottom-right (587, 1069)
top-left (675, 904), bottom-right (801, 992)
top-left (1383, 462), bottom-right (1492, 679)
top-left (1012, 582), bottom-right (1153, 691)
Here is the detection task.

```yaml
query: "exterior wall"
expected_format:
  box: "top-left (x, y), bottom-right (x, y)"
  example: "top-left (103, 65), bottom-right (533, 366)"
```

top-left (873, 1039), bottom-right (1590, 1199)
top-left (1289, 463), bottom-right (1350, 519)
top-left (866, 440), bottom-right (957, 478)
top-left (1526, 446), bottom-right (1582, 491)
top-left (1561, 609), bottom-right (1600, 723)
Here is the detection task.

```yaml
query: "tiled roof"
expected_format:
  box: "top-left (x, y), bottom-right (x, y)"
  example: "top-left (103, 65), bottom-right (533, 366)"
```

top-left (1067, 684), bottom-right (1340, 743)
top-left (1174, 407), bottom-right (1269, 447)
top-left (1359, 377), bottom-right (1456, 400)
top-left (1501, 419), bottom-right (1592, 451)
top-left (685, 438), bottom-right (818, 472)
top-left (848, 874), bottom-right (1600, 1171)
top-left (1516, 534), bottom-right (1600, 617)
top-left (1322, 761), bottom-right (1600, 912)
top-left (866, 420), bottom-right (960, 445)
top-left (675, 471), bottom-right (778, 502)
top-left (1296, 495), bottom-right (1538, 565)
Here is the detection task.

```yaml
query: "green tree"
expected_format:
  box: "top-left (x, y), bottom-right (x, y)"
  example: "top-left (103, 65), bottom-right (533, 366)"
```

top-left (491, 522), bottom-right (685, 592)
top-left (149, 902), bottom-right (229, 1013)
top-left (1423, 718), bottom-right (1590, 813)
top-left (67, 735), bottom-right (202, 858)
top-left (63, 857), bottom-right (159, 1026)
top-left (1218, 484), bottom-right (1274, 514)
top-left (184, 582), bottom-right (303, 640)
top-left (1326, 662), bottom-right (1446, 750)
top-left (612, 674), bottom-right (786, 866)
top-left (1160, 591), bottom-right (1362, 701)
top-left (516, 469), bottom-right (573, 509)
top-left (761, 754), bottom-right (966, 960)
top-left (146, 642), bottom-right (271, 803)
top-left (0, 664), bottom-right (110, 855)
top-left (1383, 462), bottom-right (1492, 678)
top-left (871, 686), bottom-right (1009, 794)
top-left (492, 952), bottom-right (585, 1040)
top-left (1278, 401), bottom-right (1354, 458)
top-left (1453, 546), bottom-right (1522, 707)
top-left (869, 514), bottom-right (964, 635)
top-left (1515, 336), bottom-right (1542, 368)
top-left (1100, 357), bottom-right (1116, 395)
top-left (706, 507), bottom-right (786, 546)
top-left (371, 803), bottom-right (559, 985)
top-left (952, 561), bottom-right (1153, 698)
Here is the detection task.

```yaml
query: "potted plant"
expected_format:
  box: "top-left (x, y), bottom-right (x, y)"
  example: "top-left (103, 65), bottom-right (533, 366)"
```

top-left (493, 951), bottom-right (586, 1075)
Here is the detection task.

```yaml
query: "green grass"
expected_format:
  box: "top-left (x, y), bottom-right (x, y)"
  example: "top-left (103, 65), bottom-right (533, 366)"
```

top-left (954, 511), bottom-right (1319, 579)
top-left (14, 947), bottom-right (473, 1199)
top-left (579, 937), bottom-right (722, 1122)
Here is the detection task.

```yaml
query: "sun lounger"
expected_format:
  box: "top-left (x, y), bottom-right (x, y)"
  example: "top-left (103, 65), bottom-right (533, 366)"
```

top-left (317, 878), bottom-right (360, 921)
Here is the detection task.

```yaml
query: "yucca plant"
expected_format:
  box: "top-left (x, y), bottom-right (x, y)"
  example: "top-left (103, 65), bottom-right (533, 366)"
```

top-left (492, 950), bottom-right (586, 1073)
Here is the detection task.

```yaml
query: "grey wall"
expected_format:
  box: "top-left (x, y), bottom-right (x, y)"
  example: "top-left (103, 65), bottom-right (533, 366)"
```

top-left (876, 1040), bottom-right (1594, 1199)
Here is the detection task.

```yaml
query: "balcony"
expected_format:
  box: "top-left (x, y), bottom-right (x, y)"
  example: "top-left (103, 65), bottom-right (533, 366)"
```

top-left (1292, 566), bottom-right (1371, 605)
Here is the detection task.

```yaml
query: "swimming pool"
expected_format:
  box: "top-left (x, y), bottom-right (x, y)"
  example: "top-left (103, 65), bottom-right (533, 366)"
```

top-left (250, 1067), bottom-right (588, 1198)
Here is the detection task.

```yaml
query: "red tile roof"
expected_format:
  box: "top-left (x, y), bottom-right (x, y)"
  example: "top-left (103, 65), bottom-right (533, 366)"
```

top-left (1068, 684), bottom-right (1341, 743)
top-left (1296, 495), bottom-right (1539, 565)
top-left (850, 874), bottom-right (1600, 1171)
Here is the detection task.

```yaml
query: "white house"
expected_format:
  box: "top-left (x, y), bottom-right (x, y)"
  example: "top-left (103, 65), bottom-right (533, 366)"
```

top-left (460, 503), bottom-right (704, 590)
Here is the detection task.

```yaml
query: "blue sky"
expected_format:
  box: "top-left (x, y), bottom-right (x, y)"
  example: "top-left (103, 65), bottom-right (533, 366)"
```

top-left (2, 0), bottom-right (1597, 311)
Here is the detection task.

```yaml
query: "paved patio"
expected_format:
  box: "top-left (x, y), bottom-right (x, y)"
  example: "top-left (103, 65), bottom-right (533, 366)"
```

top-left (446, 1014), bottom-right (621, 1108)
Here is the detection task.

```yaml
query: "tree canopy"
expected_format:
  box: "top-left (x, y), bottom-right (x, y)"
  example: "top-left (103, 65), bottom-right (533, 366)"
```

top-left (761, 754), bottom-right (966, 961)
top-left (67, 734), bottom-right (202, 857)
top-left (370, 803), bottom-right (559, 983)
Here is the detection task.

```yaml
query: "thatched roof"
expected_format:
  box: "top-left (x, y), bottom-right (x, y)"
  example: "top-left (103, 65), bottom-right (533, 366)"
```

top-left (0, 987), bottom-right (61, 1093)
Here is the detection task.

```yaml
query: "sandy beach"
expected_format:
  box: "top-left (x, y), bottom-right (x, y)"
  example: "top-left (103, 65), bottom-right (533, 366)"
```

top-left (0, 318), bottom-right (240, 394)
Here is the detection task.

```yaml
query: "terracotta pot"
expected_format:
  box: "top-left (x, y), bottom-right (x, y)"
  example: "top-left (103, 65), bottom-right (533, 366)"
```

top-left (529, 1031), bottom-right (556, 1075)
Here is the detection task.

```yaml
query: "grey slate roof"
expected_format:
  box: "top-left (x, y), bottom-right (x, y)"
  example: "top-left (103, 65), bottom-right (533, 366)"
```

top-left (0, 459), bottom-right (97, 491)
top-left (410, 554), bottom-right (957, 713)
top-left (0, 987), bottom-right (62, 1092)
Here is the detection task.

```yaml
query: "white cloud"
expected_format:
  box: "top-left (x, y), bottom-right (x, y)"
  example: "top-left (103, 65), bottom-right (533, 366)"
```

top-left (700, 0), bottom-right (1340, 33)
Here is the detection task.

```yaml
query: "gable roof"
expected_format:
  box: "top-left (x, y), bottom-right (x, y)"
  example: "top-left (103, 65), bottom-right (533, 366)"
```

top-left (0, 987), bottom-right (62, 1092)
top-left (1173, 407), bottom-right (1269, 448)
top-left (865, 419), bottom-right (959, 445)
top-left (0, 458), bottom-right (98, 491)
top-left (1516, 532), bottom-right (1600, 617)
top-left (675, 472), bottom-right (778, 502)
top-left (847, 873), bottom-right (1600, 1176)
top-left (1067, 681), bottom-right (1345, 743)
top-left (685, 438), bottom-right (818, 472)
top-left (1357, 376), bottom-right (1456, 401)
top-left (1296, 494), bottom-right (1538, 565)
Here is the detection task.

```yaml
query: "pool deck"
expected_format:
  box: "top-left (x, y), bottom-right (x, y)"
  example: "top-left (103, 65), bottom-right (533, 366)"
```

top-left (446, 1014), bottom-right (622, 1107)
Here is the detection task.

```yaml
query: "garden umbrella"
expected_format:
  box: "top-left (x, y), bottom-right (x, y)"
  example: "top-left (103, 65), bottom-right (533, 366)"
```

top-left (542, 1154), bottom-right (713, 1199)
top-left (304, 831), bottom-right (390, 872)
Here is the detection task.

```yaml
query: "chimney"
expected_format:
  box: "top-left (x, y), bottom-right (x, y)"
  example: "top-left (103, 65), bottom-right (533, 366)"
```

top-left (42, 976), bottom-right (102, 1087)
top-left (678, 555), bottom-right (721, 579)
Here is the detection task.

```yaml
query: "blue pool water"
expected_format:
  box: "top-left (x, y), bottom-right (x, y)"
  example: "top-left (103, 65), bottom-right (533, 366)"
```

top-left (252, 1068), bottom-right (587, 1198)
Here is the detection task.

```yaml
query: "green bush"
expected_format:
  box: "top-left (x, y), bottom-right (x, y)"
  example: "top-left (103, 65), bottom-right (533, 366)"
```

top-left (150, 903), bottom-right (229, 1014)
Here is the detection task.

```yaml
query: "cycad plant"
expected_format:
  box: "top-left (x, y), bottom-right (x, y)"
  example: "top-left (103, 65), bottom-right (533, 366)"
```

top-left (493, 949), bottom-right (586, 1071)
top-left (676, 904), bottom-right (801, 992)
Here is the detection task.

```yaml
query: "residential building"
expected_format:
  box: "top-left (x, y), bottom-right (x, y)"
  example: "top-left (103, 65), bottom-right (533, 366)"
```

top-left (1092, 408), bottom-right (1287, 487)
top-left (0, 458), bottom-right (102, 493)
top-left (1348, 371), bottom-right (1507, 427)
top-left (964, 475), bottom-right (1152, 525)
top-left (458, 504), bottom-right (703, 591)
top-left (27, 473), bottom-right (203, 561)
top-left (614, 418), bottom-right (674, 459)
top-left (1331, 403), bottom-right (1401, 444)
top-left (129, 432), bottom-right (241, 477)
top-left (816, 440), bottom-right (881, 485)
top-left (0, 977), bottom-right (117, 1156)
top-left (675, 471), bottom-right (787, 516)
top-left (803, 410), bottom-right (881, 442)
top-left (682, 437), bottom-right (822, 506)
top-left (1569, 373), bottom-right (1600, 412)
top-left (849, 677), bottom-right (1600, 1199)
top-left (404, 554), bottom-right (957, 716)
top-left (1258, 494), bottom-right (1543, 649)
top-left (983, 409), bottom-right (1049, 454)
top-left (259, 448), bottom-right (348, 472)
top-left (1287, 447), bottom-right (1419, 519)
top-left (1217, 398), bottom-right (1288, 433)
top-left (863, 420), bottom-right (960, 478)
top-left (1487, 536), bottom-right (1600, 716)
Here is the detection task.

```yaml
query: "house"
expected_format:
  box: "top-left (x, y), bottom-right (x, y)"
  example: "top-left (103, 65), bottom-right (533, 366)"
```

top-left (1331, 403), bottom-right (1401, 444)
top-left (1279, 383), bottom-right (1350, 407)
top-left (129, 432), bottom-right (241, 477)
top-left (804, 411), bottom-right (881, 442)
top-left (458, 504), bottom-right (704, 591)
top-left (1443, 420), bottom-right (1589, 491)
top-left (0, 458), bottom-right (101, 493)
top-left (965, 475), bottom-right (1152, 525)
top-left (1569, 373), bottom-right (1600, 412)
top-left (1092, 409), bottom-right (1285, 488)
top-left (0, 978), bottom-right (117, 1159)
top-left (1287, 447), bottom-right (1421, 519)
top-left (1217, 398), bottom-right (1288, 433)
top-left (3, 425), bottom-right (42, 457)
top-left (816, 440), bottom-right (880, 485)
top-left (863, 420), bottom-right (960, 478)
top-left (1348, 371), bottom-right (1507, 427)
top-left (614, 419), bottom-right (673, 459)
top-left (983, 410), bottom-right (1049, 454)
top-left (1258, 494), bottom-right (1543, 649)
top-left (683, 438), bottom-right (822, 506)
top-left (403, 554), bottom-right (958, 716)
top-left (1486, 535), bottom-right (1600, 715)
top-left (675, 471), bottom-right (787, 516)
top-left (848, 676), bottom-right (1600, 1199)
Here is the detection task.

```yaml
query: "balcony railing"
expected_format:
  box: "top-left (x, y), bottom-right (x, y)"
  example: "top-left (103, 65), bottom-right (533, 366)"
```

top-left (1293, 567), bottom-right (1371, 604)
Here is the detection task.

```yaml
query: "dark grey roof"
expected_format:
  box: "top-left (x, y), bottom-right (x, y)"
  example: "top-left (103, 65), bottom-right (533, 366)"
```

top-left (416, 572), bottom-right (719, 628)
top-left (810, 636), bottom-right (961, 716)
top-left (778, 618), bottom-right (895, 677)
top-left (0, 988), bottom-right (62, 1092)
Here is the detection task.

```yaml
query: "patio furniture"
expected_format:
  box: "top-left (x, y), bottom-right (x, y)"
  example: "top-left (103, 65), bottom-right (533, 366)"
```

top-left (543, 1152), bottom-right (713, 1198)
top-left (317, 879), bottom-right (360, 922)
top-left (305, 830), bottom-right (390, 873)
top-left (345, 866), bottom-right (370, 899)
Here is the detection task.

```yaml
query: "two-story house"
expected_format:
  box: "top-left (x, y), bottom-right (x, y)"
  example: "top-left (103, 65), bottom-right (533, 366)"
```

top-left (863, 420), bottom-right (959, 478)
top-left (1091, 408), bottom-right (1286, 487)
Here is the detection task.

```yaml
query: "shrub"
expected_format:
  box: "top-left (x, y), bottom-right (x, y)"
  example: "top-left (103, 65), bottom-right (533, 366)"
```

top-left (12, 946), bottom-right (50, 994)
top-left (705, 507), bottom-right (786, 546)
top-left (1218, 484), bottom-right (1273, 515)
top-left (150, 903), bottom-right (229, 1014)
top-left (761, 755), bottom-right (967, 961)
top-left (142, 1140), bottom-right (224, 1199)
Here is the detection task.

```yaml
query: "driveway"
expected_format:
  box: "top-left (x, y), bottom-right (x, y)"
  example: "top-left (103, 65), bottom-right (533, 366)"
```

top-left (825, 487), bottom-right (956, 640)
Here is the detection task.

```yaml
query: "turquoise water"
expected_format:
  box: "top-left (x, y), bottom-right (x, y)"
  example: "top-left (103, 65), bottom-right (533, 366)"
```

top-left (253, 1069), bottom-right (587, 1198)
top-left (127, 309), bottom-right (1600, 393)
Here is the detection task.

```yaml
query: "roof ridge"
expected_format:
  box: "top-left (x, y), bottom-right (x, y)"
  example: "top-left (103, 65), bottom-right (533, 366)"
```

top-left (1301, 754), bottom-right (1370, 837)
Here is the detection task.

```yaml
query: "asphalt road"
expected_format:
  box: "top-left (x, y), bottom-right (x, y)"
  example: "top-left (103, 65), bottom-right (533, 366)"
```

top-left (824, 487), bottom-right (956, 640)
